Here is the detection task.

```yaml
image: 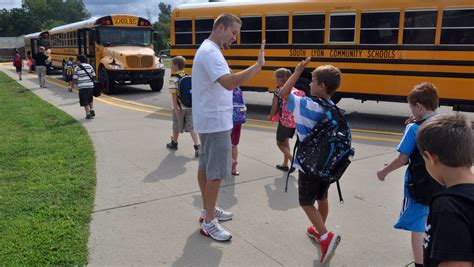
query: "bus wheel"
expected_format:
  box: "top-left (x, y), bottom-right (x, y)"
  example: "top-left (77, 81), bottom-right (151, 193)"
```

top-left (100, 66), bottom-right (114, 95)
top-left (331, 94), bottom-right (342, 104)
top-left (294, 77), bottom-right (311, 96)
top-left (150, 78), bottom-right (164, 92)
top-left (62, 67), bottom-right (68, 81)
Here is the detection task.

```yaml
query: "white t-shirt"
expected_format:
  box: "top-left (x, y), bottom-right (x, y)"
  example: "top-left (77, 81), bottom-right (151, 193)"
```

top-left (192, 39), bottom-right (232, 133)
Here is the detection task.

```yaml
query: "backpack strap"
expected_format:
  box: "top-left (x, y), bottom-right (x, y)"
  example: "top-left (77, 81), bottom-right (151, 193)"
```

top-left (174, 72), bottom-right (187, 110)
top-left (78, 64), bottom-right (94, 83)
top-left (285, 136), bottom-right (299, 193)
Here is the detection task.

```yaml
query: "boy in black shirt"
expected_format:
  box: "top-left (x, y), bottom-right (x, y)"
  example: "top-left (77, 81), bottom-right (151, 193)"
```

top-left (416, 113), bottom-right (474, 267)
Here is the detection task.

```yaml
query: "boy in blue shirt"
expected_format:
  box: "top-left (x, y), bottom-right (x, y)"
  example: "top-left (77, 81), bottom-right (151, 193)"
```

top-left (278, 57), bottom-right (342, 264)
top-left (377, 82), bottom-right (439, 267)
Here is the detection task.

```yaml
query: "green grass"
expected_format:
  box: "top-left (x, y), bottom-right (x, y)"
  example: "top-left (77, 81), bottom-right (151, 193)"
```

top-left (0, 72), bottom-right (96, 265)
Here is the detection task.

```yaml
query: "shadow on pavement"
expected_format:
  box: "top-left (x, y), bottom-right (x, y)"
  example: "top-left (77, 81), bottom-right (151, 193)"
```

top-left (171, 230), bottom-right (227, 267)
top-left (143, 151), bottom-right (194, 182)
top-left (264, 173), bottom-right (299, 211)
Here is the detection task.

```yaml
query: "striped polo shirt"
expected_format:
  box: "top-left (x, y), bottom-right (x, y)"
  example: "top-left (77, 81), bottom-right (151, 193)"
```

top-left (73, 63), bottom-right (95, 90)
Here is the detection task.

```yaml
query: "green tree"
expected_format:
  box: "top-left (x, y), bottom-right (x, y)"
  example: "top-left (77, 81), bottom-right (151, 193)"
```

top-left (0, 0), bottom-right (90, 37)
top-left (152, 2), bottom-right (171, 52)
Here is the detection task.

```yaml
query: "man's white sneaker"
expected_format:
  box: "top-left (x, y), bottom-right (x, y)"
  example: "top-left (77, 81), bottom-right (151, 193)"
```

top-left (199, 207), bottom-right (233, 223)
top-left (200, 218), bottom-right (232, 241)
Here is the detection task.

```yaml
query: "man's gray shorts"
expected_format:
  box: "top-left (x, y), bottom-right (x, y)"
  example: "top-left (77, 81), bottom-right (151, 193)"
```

top-left (198, 130), bottom-right (232, 180)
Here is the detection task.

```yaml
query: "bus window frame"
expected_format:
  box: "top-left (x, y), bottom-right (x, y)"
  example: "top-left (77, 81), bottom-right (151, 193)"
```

top-left (240, 15), bottom-right (263, 45)
top-left (174, 19), bottom-right (193, 45)
top-left (402, 8), bottom-right (438, 45)
top-left (292, 12), bottom-right (325, 45)
top-left (329, 12), bottom-right (357, 44)
top-left (360, 10), bottom-right (400, 45)
top-left (195, 17), bottom-right (214, 45)
top-left (265, 14), bottom-right (289, 45)
top-left (440, 7), bottom-right (474, 45)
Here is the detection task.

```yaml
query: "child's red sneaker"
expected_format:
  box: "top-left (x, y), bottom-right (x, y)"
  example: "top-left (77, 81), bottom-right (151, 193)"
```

top-left (319, 232), bottom-right (341, 264)
top-left (306, 226), bottom-right (321, 243)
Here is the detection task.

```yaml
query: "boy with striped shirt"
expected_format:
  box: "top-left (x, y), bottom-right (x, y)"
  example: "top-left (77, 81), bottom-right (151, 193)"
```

top-left (73, 55), bottom-right (96, 119)
top-left (278, 57), bottom-right (342, 264)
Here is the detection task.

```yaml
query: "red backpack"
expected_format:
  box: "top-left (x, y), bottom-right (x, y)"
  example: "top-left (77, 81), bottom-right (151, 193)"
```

top-left (13, 54), bottom-right (21, 67)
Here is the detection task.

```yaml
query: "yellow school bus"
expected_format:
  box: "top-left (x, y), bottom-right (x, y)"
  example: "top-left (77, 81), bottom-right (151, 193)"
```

top-left (171, 0), bottom-right (474, 111)
top-left (48, 14), bottom-right (165, 94)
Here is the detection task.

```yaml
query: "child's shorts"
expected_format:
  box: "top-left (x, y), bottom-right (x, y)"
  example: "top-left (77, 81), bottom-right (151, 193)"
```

top-left (231, 124), bottom-right (242, 146)
top-left (79, 88), bottom-right (93, 106)
top-left (298, 170), bottom-right (331, 206)
top-left (15, 66), bottom-right (22, 73)
top-left (172, 108), bottom-right (193, 133)
top-left (394, 195), bottom-right (429, 233)
top-left (276, 122), bottom-right (295, 142)
top-left (65, 75), bottom-right (73, 82)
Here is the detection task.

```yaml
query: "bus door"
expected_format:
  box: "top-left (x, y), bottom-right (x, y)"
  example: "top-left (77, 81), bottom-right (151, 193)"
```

top-left (31, 38), bottom-right (39, 55)
top-left (78, 29), bottom-right (96, 68)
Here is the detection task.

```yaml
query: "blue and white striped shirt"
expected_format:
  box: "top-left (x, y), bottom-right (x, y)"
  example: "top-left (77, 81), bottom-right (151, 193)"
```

top-left (286, 93), bottom-right (334, 170)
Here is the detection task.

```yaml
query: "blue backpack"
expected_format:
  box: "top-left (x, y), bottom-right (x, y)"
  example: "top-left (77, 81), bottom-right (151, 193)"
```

top-left (285, 97), bottom-right (355, 203)
top-left (176, 73), bottom-right (192, 108)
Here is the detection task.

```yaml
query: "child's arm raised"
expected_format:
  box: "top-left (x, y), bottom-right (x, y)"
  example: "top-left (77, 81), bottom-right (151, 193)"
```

top-left (278, 57), bottom-right (311, 100)
top-left (377, 153), bottom-right (409, 181)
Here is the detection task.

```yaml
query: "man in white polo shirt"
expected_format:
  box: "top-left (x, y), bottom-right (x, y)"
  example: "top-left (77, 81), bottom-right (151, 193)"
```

top-left (192, 13), bottom-right (265, 242)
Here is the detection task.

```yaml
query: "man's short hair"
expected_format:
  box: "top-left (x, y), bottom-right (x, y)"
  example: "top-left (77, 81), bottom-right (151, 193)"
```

top-left (407, 82), bottom-right (439, 111)
top-left (171, 56), bottom-right (186, 70)
top-left (77, 55), bottom-right (87, 63)
top-left (312, 65), bottom-right (341, 96)
top-left (213, 13), bottom-right (242, 30)
top-left (417, 113), bottom-right (473, 168)
top-left (275, 68), bottom-right (291, 78)
top-left (68, 57), bottom-right (74, 61)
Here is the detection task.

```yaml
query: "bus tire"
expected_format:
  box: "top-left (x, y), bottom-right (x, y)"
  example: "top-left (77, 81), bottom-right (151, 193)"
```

top-left (150, 78), bottom-right (164, 92)
top-left (331, 94), bottom-right (342, 104)
top-left (294, 77), bottom-right (311, 96)
top-left (99, 66), bottom-right (114, 95)
top-left (62, 67), bottom-right (68, 81)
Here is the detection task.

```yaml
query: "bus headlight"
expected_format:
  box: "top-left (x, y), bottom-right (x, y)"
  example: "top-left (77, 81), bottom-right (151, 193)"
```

top-left (109, 64), bottom-right (122, 70)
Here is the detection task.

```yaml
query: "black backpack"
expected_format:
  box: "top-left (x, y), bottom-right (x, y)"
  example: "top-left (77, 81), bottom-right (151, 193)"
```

top-left (407, 119), bottom-right (445, 205)
top-left (175, 73), bottom-right (192, 108)
top-left (285, 97), bottom-right (355, 203)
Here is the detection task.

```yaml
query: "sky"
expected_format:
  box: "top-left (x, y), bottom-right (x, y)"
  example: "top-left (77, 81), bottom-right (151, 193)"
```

top-left (0, 0), bottom-right (243, 22)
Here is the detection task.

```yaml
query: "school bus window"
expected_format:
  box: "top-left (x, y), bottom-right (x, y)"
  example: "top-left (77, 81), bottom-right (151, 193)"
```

top-left (360, 11), bottom-right (399, 44)
top-left (293, 14), bottom-right (325, 44)
top-left (174, 20), bottom-right (192, 45)
top-left (441, 9), bottom-right (474, 44)
top-left (265, 15), bottom-right (289, 44)
top-left (403, 10), bottom-right (437, 44)
top-left (330, 13), bottom-right (356, 43)
top-left (240, 16), bottom-right (262, 44)
top-left (195, 18), bottom-right (213, 45)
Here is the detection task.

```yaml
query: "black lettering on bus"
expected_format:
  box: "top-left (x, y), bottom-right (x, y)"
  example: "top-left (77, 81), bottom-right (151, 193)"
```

top-left (311, 49), bottom-right (324, 57)
top-left (290, 49), bottom-right (307, 57)
top-left (368, 50), bottom-right (396, 59)
top-left (330, 49), bottom-right (362, 58)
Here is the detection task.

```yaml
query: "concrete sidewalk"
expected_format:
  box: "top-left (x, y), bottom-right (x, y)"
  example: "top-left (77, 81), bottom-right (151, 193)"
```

top-left (3, 67), bottom-right (412, 266)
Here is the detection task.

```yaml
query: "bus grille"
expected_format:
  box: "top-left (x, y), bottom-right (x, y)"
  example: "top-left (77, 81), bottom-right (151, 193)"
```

top-left (126, 55), bottom-right (154, 68)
